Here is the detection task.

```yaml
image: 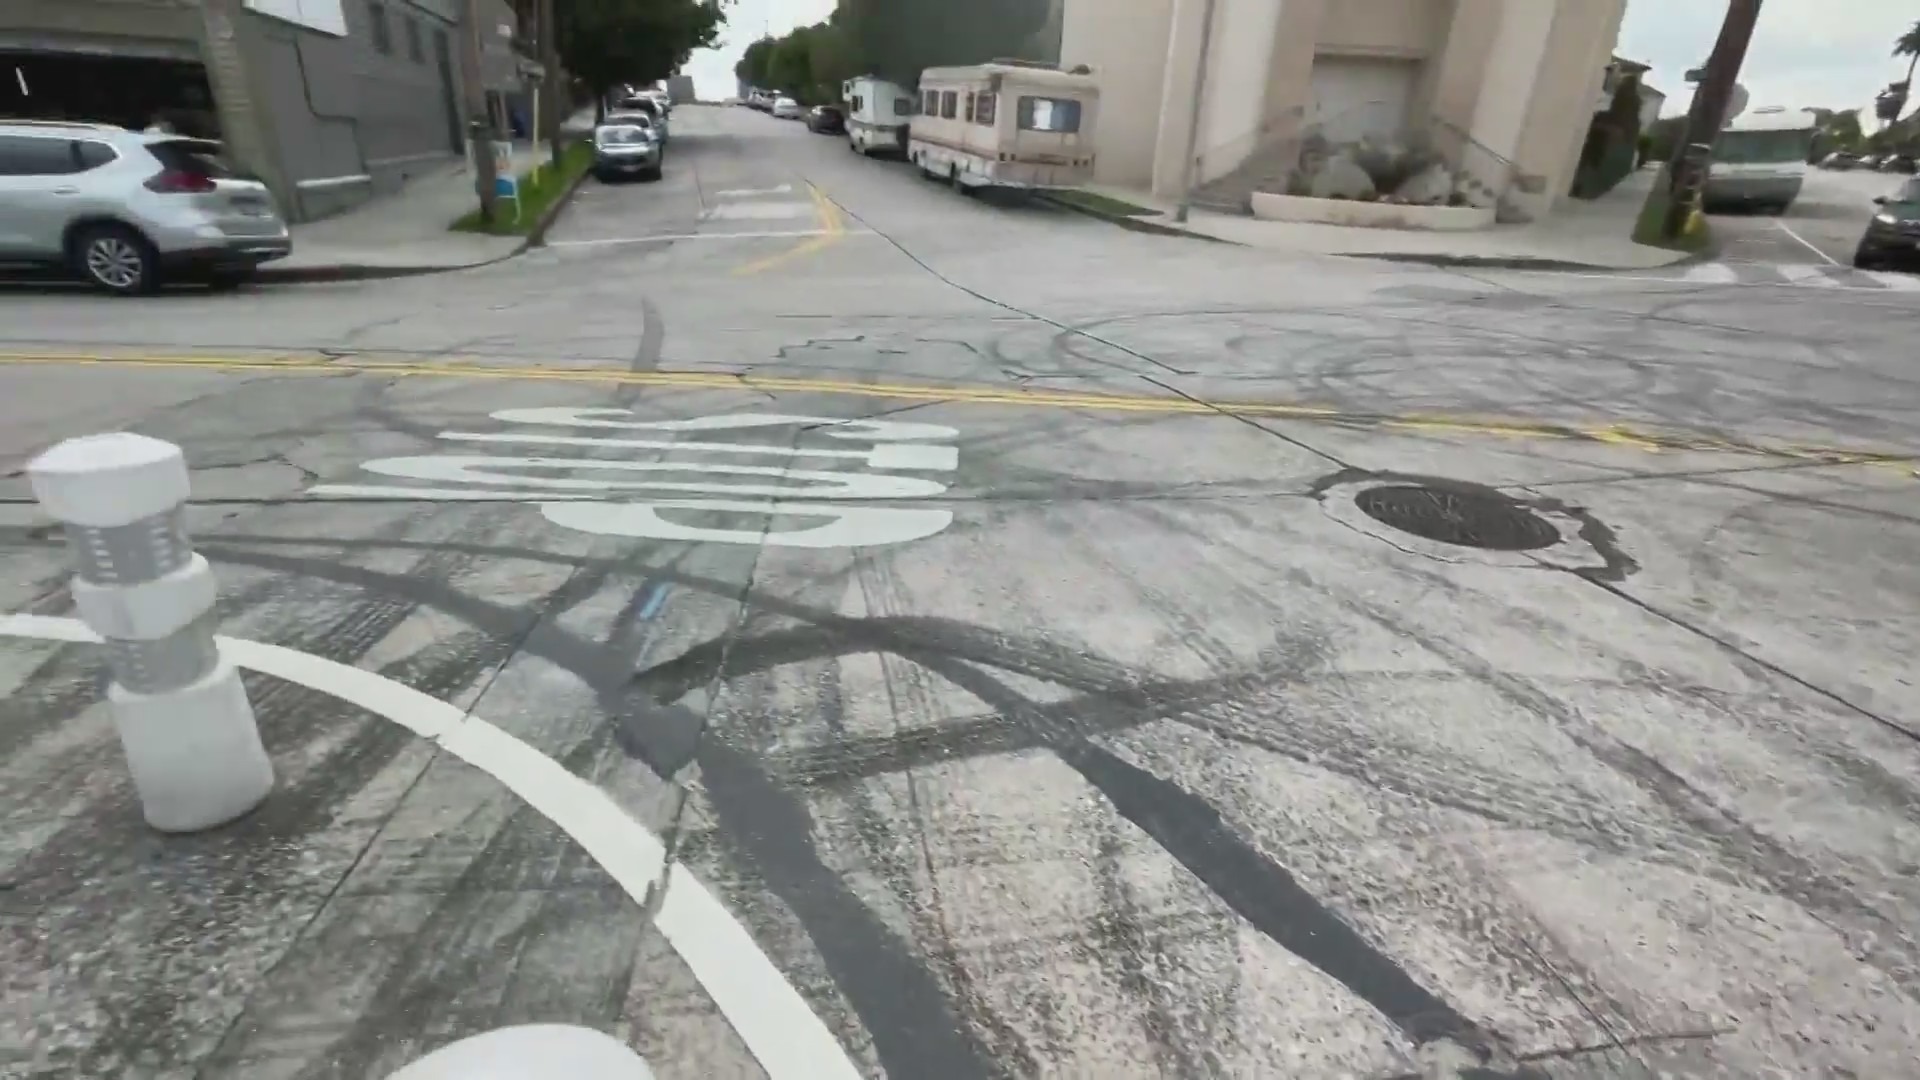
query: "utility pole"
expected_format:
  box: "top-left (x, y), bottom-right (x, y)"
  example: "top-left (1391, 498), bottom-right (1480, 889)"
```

top-left (539, 0), bottom-right (561, 168)
top-left (1663, 0), bottom-right (1763, 239)
top-left (1172, 0), bottom-right (1222, 224)
top-left (460, 0), bottom-right (500, 224)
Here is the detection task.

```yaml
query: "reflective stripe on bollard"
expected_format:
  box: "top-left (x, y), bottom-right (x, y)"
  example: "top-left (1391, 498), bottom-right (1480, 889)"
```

top-left (27, 432), bottom-right (273, 833)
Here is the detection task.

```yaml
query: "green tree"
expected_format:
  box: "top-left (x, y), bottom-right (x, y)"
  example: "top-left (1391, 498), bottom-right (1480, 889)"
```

top-left (1898, 19), bottom-right (1920, 84)
top-left (834, 0), bottom-right (1052, 87)
top-left (561, 0), bottom-right (727, 119)
top-left (735, 36), bottom-right (776, 88)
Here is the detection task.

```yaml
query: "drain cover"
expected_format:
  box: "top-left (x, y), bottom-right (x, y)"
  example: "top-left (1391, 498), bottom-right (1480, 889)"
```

top-left (1353, 485), bottom-right (1560, 551)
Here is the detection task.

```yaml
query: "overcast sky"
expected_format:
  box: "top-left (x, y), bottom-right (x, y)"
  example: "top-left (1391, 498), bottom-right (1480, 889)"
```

top-left (1620, 0), bottom-right (1917, 119)
top-left (686, 1), bottom-right (1919, 121)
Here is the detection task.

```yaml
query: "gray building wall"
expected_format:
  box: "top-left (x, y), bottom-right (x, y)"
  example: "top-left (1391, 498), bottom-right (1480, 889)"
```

top-left (243, 0), bottom-right (470, 220)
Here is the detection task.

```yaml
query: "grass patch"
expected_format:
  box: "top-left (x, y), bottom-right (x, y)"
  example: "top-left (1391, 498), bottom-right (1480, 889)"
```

top-left (1630, 172), bottom-right (1712, 253)
top-left (451, 141), bottom-right (593, 236)
top-left (1050, 189), bottom-right (1159, 218)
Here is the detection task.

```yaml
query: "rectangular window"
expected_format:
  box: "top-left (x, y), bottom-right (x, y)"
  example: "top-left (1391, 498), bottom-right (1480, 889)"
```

top-left (0, 134), bottom-right (80, 176)
top-left (974, 92), bottom-right (997, 126)
top-left (368, 2), bottom-right (391, 54)
top-left (405, 15), bottom-right (424, 62)
top-left (964, 92), bottom-right (975, 123)
top-left (921, 90), bottom-right (936, 115)
top-left (893, 97), bottom-right (912, 117)
top-left (852, 95), bottom-right (864, 113)
top-left (1017, 96), bottom-right (1082, 133)
top-left (940, 89), bottom-right (957, 119)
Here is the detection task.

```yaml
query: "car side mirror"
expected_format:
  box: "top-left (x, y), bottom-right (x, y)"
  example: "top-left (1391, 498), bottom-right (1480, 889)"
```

top-left (1874, 196), bottom-right (1887, 205)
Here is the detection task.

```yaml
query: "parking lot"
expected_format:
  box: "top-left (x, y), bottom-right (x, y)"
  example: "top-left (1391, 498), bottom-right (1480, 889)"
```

top-left (1709, 165), bottom-right (1915, 268)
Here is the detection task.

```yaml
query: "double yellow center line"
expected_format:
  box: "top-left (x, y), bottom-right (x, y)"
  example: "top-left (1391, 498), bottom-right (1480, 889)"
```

top-left (733, 182), bottom-right (846, 276)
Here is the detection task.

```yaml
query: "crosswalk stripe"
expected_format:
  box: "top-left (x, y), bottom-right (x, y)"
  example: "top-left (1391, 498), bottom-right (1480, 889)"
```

top-left (1679, 262), bottom-right (1740, 284)
top-left (1775, 263), bottom-right (1843, 287)
top-left (1864, 269), bottom-right (1920, 292)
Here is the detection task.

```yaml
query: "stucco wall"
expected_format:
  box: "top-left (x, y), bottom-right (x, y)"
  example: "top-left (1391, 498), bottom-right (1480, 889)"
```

top-left (1468, 0), bottom-right (1554, 163)
top-left (1196, 0), bottom-right (1284, 182)
top-left (1060, 0), bottom-right (1173, 189)
top-left (1316, 0), bottom-right (1445, 59)
top-left (1508, 0), bottom-right (1626, 218)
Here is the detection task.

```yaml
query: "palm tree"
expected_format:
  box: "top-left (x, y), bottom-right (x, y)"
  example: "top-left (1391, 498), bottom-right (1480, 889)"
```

top-left (1898, 19), bottom-right (1920, 84)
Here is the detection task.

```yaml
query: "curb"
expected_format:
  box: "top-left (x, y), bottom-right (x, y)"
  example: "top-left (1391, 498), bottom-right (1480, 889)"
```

top-left (256, 143), bottom-right (591, 285)
top-left (1037, 194), bottom-right (1236, 243)
top-left (1336, 252), bottom-right (1685, 273)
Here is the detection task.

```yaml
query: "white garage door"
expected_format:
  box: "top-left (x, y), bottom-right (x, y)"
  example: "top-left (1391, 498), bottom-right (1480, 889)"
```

top-left (1308, 56), bottom-right (1418, 144)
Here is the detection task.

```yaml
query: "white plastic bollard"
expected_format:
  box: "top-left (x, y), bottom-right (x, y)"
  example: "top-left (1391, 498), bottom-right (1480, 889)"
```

top-left (388, 1025), bottom-right (657, 1080)
top-left (27, 433), bottom-right (273, 833)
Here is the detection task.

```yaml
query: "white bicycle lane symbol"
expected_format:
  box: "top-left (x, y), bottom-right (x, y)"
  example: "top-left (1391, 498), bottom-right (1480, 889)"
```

top-left (307, 409), bottom-right (961, 549)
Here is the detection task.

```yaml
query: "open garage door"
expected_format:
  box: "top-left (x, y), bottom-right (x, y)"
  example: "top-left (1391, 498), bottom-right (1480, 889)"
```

top-left (1, 46), bottom-right (220, 140)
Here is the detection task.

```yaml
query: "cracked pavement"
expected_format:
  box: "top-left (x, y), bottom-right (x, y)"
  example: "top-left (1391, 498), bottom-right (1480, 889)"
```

top-left (1, 105), bottom-right (1918, 1080)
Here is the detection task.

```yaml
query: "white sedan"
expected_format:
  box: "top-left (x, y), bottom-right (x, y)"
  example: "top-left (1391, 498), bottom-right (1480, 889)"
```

top-left (772, 97), bottom-right (804, 120)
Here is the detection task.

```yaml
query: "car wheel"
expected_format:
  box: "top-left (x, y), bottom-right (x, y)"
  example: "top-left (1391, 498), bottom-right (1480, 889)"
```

top-left (645, 166), bottom-right (664, 182)
top-left (72, 224), bottom-right (159, 295)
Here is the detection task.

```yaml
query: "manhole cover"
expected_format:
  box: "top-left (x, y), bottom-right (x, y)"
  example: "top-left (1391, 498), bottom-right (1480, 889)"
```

top-left (1353, 485), bottom-right (1560, 551)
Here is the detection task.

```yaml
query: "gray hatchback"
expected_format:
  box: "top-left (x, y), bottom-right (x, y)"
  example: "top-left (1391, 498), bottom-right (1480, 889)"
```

top-left (592, 120), bottom-right (664, 182)
top-left (0, 121), bottom-right (291, 294)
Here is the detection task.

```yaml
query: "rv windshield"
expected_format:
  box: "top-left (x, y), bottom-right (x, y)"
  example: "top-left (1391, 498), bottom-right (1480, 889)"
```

top-left (1713, 127), bottom-right (1813, 164)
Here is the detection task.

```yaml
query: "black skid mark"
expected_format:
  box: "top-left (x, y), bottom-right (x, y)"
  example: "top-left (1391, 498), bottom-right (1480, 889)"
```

top-left (184, 543), bottom-right (1003, 1080)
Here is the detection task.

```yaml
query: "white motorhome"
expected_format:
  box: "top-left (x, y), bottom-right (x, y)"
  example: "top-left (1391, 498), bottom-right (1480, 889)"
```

top-left (907, 61), bottom-right (1100, 192)
top-left (1704, 105), bottom-right (1818, 213)
top-left (842, 75), bottom-right (916, 156)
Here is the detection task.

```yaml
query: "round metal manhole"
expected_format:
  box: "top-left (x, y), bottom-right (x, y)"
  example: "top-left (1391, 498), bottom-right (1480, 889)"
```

top-left (1353, 485), bottom-right (1560, 552)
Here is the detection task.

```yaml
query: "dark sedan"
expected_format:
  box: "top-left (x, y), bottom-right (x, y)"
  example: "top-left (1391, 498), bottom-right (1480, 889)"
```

top-left (806, 105), bottom-right (846, 135)
top-left (1853, 178), bottom-right (1920, 270)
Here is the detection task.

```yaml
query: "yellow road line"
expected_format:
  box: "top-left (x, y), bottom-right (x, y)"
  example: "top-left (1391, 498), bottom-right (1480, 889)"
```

top-left (731, 182), bottom-right (845, 276)
top-left (0, 349), bottom-right (1909, 467)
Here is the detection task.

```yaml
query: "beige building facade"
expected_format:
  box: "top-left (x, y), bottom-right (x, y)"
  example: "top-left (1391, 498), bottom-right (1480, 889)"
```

top-left (1060, 0), bottom-right (1629, 221)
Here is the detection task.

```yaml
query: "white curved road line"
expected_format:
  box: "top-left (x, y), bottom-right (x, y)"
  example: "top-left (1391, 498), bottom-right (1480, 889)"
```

top-left (0, 613), bottom-right (861, 1080)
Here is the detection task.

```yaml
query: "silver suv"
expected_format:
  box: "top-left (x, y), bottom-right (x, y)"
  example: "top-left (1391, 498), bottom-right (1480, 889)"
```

top-left (0, 121), bottom-right (291, 294)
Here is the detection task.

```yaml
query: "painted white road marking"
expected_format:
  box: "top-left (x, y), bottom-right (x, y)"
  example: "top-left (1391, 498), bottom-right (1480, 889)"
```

top-left (542, 499), bottom-right (954, 547)
top-left (438, 431), bottom-right (961, 472)
top-left (311, 412), bottom-right (963, 549)
top-left (714, 184), bottom-right (794, 197)
top-left (0, 613), bottom-right (862, 1080)
top-left (545, 230), bottom-right (876, 248)
top-left (706, 203), bottom-right (816, 222)
top-left (358, 456), bottom-right (951, 499)
top-left (1775, 262), bottom-right (1842, 287)
top-left (1678, 262), bottom-right (1741, 284)
top-left (1772, 218), bottom-right (1841, 265)
top-left (488, 410), bottom-right (959, 443)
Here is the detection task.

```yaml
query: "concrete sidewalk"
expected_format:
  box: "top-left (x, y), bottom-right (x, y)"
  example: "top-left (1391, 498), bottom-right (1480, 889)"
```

top-left (265, 111), bottom-right (598, 282)
top-left (1059, 167), bottom-right (1689, 272)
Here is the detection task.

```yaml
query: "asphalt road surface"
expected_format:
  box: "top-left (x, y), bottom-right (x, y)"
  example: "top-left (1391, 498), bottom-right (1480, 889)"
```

top-left (1707, 165), bottom-right (1911, 269)
top-left (3, 105), bottom-right (1919, 1080)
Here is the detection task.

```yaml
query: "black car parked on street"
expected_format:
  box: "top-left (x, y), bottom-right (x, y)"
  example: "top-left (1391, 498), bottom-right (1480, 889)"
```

top-left (806, 105), bottom-right (846, 135)
top-left (1853, 178), bottom-right (1920, 271)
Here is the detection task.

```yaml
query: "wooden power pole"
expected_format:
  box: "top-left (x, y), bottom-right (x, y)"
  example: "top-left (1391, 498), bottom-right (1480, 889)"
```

top-left (540, 0), bottom-right (562, 167)
top-left (460, 0), bottom-right (501, 224)
top-left (1664, 0), bottom-right (1764, 239)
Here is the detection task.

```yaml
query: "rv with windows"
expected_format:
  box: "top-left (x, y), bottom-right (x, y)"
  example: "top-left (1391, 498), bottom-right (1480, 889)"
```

top-left (907, 61), bottom-right (1099, 192)
top-left (842, 75), bottom-right (916, 157)
top-left (1704, 106), bottom-right (1819, 213)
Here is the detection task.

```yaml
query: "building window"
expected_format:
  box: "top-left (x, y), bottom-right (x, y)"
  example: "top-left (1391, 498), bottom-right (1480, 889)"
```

top-left (405, 15), bottom-right (424, 62)
top-left (893, 96), bottom-right (911, 117)
top-left (921, 90), bottom-right (935, 115)
top-left (974, 92), bottom-right (997, 126)
top-left (1017, 96), bottom-right (1081, 133)
top-left (851, 94), bottom-right (864, 113)
top-left (963, 92), bottom-right (975, 122)
top-left (368, 2), bottom-right (391, 54)
top-left (939, 89), bottom-right (956, 119)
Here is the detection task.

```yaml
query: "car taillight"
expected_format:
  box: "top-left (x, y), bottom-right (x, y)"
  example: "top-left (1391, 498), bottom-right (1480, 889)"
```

top-left (145, 170), bottom-right (217, 194)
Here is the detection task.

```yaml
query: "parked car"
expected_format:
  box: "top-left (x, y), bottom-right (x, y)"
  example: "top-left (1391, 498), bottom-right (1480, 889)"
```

top-left (0, 120), bottom-right (289, 295)
top-left (806, 105), bottom-right (846, 134)
top-left (1852, 177), bottom-right (1920, 270)
top-left (1821, 151), bottom-right (1861, 170)
top-left (1881, 154), bottom-right (1917, 174)
top-left (1859, 154), bottom-right (1888, 171)
top-left (772, 97), bottom-right (804, 120)
top-left (592, 118), bottom-right (663, 182)
top-left (614, 96), bottom-right (668, 144)
top-left (746, 91), bottom-right (772, 111)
